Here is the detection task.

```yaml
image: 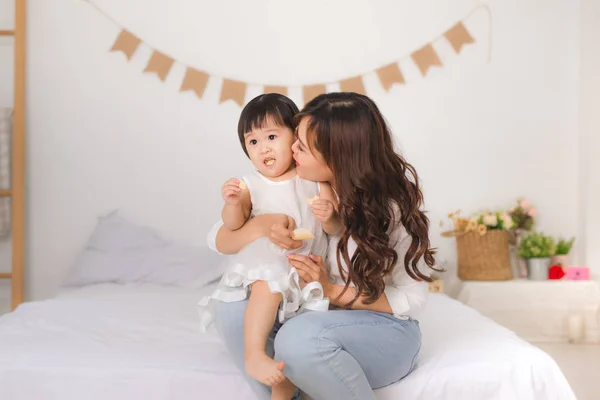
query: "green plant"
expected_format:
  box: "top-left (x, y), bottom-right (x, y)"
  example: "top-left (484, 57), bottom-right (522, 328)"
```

top-left (555, 237), bottom-right (575, 255)
top-left (518, 232), bottom-right (556, 259)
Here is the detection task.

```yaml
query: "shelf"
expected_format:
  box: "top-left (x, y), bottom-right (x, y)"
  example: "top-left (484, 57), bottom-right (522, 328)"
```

top-left (0, 30), bottom-right (15, 36)
top-left (0, 189), bottom-right (11, 198)
top-left (0, 273), bottom-right (12, 279)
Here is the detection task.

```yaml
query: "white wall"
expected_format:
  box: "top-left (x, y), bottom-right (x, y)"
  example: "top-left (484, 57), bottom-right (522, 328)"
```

top-left (579, 0), bottom-right (600, 279)
top-left (21, 0), bottom-right (585, 300)
top-left (0, 0), bottom-right (15, 108)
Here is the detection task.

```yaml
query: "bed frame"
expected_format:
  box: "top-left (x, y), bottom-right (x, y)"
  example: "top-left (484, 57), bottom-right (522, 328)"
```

top-left (0, 0), bottom-right (26, 311)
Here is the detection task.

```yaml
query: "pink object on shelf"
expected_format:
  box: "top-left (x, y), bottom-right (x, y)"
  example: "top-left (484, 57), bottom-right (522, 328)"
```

top-left (565, 266), bottom-right (590, 280)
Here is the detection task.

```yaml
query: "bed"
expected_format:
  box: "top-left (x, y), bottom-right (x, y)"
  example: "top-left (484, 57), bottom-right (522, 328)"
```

top-left (0, 282), bottom-right (576, 400)
top-left (0, 211), bottom-right (577, 399)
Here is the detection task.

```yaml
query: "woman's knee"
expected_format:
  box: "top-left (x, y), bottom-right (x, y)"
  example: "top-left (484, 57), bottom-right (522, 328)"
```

top-left (274, 313), bottom-right (335, 367)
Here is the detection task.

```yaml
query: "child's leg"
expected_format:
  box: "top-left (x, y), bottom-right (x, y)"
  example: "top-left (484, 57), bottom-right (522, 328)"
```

top-left (271, 377), bottom-right (297, 400)
top-left (245, 280), bottom-right (286, 387)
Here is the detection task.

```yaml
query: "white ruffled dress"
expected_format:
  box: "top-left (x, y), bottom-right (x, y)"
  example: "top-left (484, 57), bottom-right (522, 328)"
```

top-left (198, 171), bottom-right (330, 332)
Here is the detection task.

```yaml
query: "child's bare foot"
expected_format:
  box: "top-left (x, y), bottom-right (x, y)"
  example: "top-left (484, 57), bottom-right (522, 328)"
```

top-left (271, 377), bottom-right (296, 400)
top-left (245, 352), bottom-right (285, 387)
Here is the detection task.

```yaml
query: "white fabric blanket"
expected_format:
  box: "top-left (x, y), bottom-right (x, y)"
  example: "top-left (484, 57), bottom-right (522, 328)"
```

top-left (0, 283), bottom-right (576, 400)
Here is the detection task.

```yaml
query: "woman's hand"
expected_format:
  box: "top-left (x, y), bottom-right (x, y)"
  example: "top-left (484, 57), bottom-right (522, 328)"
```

top-left (287, 254), bottom-right (331, 294)
top-left (215, 213), bottom-right (291, 254)
top-left (268, 215), bottom-right (303, 251)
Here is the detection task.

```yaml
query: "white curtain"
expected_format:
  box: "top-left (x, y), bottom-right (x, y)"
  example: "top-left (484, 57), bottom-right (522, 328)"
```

top-left (0, 108), bottom-right (11, 240)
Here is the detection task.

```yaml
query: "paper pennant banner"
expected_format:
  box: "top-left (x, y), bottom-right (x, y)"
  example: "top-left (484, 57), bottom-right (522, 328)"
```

top-left (220, 79), bottom-right (247, 106)
top-left (303, 84), bottom-right (327, 104)
top-left (94, 0), bottom-right (488, 107)
top-left (444, 22), bottom-right (474, 53)
top-left (110, 29), bottom-right (141, 60)
top-left (264, 85), bottom-right (288, 96)
top-left (411, 44), bottom-right (442, 76)
top-left (180, 68), bottom-right (209, 98)
top-left (144, 50), bottom-right (174, 81)
top-left (340, 76), bottom-right (366, 95)
top-left (376, 62), bottom-right (405, 91)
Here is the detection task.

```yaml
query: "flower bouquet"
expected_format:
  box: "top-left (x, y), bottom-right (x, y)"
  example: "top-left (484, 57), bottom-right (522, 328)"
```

top-left (441, 209), bottom-right (516, 281)
top-left (507, 198), bottom-right (536, 235)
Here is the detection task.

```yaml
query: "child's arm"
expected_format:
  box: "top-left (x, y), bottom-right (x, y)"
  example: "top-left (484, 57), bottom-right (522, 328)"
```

top-left (221, 178), bottom-right (251, 231)
top-left (311, 182), bottom-right (343, 236)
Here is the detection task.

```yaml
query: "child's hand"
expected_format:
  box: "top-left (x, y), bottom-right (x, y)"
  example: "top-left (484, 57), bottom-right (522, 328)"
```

top-left (311, 198), bottom-right (337, 223)
top-left (222, 178), bottom-right (243, 205)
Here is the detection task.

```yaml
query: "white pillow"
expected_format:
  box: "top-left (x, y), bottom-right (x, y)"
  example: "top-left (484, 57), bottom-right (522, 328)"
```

top-left (62, 210), bottom-right (224, 289)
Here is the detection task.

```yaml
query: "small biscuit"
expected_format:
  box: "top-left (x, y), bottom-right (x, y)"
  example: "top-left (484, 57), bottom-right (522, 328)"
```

top-left (291, 228), bottom-right (315, 241)
top-left (239, 180), bottom-right (247, 190)
top-left (306, 195), bottom-right (319, 205)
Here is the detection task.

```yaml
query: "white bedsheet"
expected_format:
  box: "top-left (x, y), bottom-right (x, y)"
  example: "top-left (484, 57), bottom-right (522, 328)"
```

top-left (0, 283), bottom-right (575, 400)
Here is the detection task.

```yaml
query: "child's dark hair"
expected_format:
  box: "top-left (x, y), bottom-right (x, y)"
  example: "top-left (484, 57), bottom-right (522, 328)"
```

top-left (237, 93), bottom-right (299, 157)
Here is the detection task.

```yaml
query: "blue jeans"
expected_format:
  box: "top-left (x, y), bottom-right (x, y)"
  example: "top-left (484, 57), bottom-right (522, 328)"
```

top-left (213, 299), bottom-right (421, 400)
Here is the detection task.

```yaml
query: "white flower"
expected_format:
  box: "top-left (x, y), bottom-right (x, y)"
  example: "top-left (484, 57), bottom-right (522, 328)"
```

top-left (501, 214), bottom-right (514, 229)
top-left (483, 214), bottom-right (498, 227)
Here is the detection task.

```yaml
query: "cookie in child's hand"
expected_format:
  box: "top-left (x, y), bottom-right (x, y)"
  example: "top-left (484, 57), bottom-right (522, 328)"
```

top-left (292, 228), bottom-right (315, 240)
top-left (239, 180), bottom-right (247, 190)
top-left (306, 195), bottom-right (319, 205)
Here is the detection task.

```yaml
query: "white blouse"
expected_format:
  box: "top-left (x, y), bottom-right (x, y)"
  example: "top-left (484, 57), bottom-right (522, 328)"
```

top-left (206, 215), bottom-right (429, 319)
top-left (325, 222), bottom-right (429, 319)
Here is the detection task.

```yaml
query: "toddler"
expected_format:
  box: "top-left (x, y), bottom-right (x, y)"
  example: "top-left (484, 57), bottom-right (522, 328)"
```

top-left (198, 93), bottom-right (341, 400)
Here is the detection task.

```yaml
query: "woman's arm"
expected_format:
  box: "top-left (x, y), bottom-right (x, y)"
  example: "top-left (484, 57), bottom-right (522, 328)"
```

top-left (326, 284), bottom-right (394, 313)
top-left (293, 257), bottom-right (426, 315)
top-left (288, 254), bottom-right (393, 313)
top-left (213, 214), bottom-right (302, 254)
top-left (288, 224), bottom-right (429, 316)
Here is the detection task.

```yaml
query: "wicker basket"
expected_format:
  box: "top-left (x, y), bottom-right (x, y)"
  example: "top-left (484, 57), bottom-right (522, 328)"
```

top-left (443, 229), bottom-right (515, 281)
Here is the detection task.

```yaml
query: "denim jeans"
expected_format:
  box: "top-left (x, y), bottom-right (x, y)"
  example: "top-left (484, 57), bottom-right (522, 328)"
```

top-left (213, 299), bottom-right (421, 400)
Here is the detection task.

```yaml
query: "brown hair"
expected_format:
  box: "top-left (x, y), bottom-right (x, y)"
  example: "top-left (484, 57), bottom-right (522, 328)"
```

top-left (295, 92), bottom-right (441, 308)
top-left (237, 93), bottom-right (299, 157)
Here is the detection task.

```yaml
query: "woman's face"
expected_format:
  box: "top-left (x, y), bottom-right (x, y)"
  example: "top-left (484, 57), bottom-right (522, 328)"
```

top-left (292, 117), bottom-right (334, 183)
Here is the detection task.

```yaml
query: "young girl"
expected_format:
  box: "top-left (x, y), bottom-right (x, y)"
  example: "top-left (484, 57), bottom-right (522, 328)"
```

top-left (198, 93), bottom-right (341, 399)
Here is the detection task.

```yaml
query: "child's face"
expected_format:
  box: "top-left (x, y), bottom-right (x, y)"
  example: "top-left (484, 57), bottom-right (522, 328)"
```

top-left (244, 120), bottom-right (295, 178)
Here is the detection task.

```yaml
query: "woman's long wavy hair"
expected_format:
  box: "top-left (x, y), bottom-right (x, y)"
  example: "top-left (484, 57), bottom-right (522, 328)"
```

top-left (296, 92), bottom-right (441, 308)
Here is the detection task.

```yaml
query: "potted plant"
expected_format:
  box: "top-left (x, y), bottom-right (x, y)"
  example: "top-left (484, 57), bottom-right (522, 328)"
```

top-left (517, 232), bottom-right (556, 280)
top-left (507, 198), bottom-right (537, 278)
top-left (552, 237), bottom-right (575, 267)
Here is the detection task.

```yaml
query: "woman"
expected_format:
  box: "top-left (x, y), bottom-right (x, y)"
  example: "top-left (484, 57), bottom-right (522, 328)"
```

top-left (207, 92), bottom-right (438, 400)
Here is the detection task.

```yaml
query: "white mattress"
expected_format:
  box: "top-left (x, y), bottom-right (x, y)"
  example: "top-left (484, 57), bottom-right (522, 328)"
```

top-left (0, 283), bottom-right (576, 400)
